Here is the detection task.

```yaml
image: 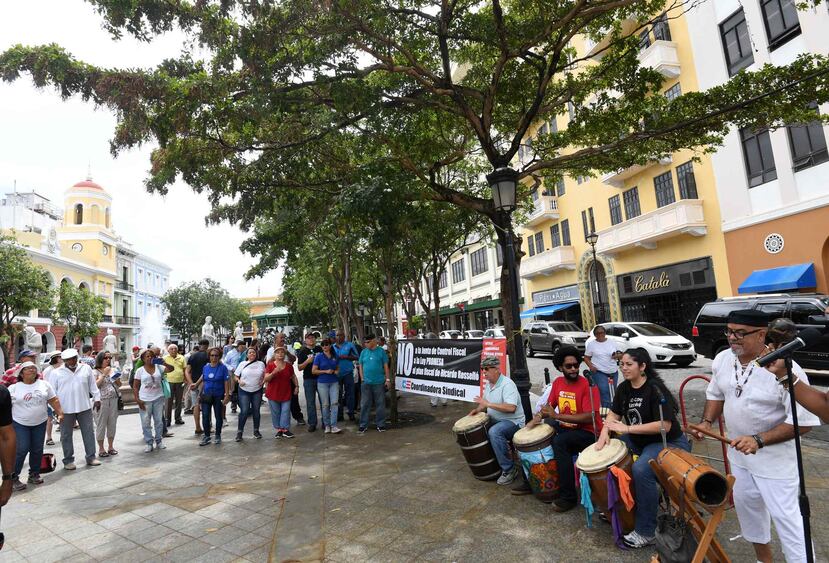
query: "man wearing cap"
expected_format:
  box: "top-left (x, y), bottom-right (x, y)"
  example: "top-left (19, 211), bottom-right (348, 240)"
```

top-left (2, 349), bottom-right (38, 387)
top-left (50, 349), bottom-right (101, 470)
top-left (695, 310), bottom-right (820, 563)
top-left (468, 356), bottom-right (525, 485)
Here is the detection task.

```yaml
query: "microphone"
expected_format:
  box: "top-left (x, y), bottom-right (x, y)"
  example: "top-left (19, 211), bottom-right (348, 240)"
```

top-left (757, 328), bottom-right (822, 367)
top-left (582, 369), bottom-right (594, 386)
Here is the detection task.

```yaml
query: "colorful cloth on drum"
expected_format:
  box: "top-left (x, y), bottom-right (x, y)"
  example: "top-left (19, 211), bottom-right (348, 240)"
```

top-left (609, 465), bottom-right (635, 511)
top-left (607, 472), bottom-right (627, 550)
top-left (579, 472), bottom-right (594, 528)
top-left (517, 445), bottom-right (558, 496)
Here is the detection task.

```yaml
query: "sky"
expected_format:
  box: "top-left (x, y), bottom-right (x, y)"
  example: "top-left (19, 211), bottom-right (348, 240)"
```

top-left (0, 1), bottom-right (283, 299)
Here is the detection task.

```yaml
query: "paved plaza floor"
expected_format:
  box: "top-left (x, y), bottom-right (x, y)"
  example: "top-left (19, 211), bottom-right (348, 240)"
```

top-left (3, 367), bottom-right (829, 562)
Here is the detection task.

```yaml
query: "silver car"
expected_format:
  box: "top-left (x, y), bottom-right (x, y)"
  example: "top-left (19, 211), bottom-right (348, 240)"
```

top-left (522, 321), bottom-right (589, 356)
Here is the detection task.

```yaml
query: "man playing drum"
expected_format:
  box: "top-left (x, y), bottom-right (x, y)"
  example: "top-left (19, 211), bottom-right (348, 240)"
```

top-left (467, 356), bottom-right (525, 485)
top-left (694, 310), bottom-right (819, 563)
top-left (526, 346), bottom-right (602, 512)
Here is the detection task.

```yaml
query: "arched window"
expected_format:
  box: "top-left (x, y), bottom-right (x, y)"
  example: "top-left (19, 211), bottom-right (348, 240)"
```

top-left (105, 207), bottom-right (111, 228)
top-left (74, 204), bottom-right (83, 224)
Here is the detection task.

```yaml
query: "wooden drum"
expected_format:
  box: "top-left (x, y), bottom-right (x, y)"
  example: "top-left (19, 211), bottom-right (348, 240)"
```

top-left (452, 413), bottom-right (501, 481)
top-left (513, 424), bottom-right (559, 502)
top-left (576, 439), bottom-right (635, 533)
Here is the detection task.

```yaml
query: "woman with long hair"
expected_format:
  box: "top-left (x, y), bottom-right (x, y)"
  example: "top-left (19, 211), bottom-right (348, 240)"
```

top-left (596, 347), bottom-right (690, 549)
top-left (132, 349), bottom-right (167, 453)
top-left (94, 351), bottom-right (120, 457)
top-left (198, 347), bottom-right (231, 446)
top-left (235, 347), bottom-right (265, 441)
top-left (312, 338), bottom-right (341, 434)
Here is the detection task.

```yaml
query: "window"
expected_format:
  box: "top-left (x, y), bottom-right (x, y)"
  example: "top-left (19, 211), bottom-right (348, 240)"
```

top-left (451, 258), bottom-right (465, 284)
top-left (676, 161), bottom-right (699, 199)
top-left (652, 13), bottom-right (672, 42)
top-left (561, 219), bottom-right (571, 246)
top-left (550, 224), bottom-right (561, 248)
top-left (757, 302), bottom-right (787, 315)
top-left (761, 0), bottom-right (801, 50)
top-left (790, 301), bottom-right (822, 324)
top-left (787, 105), bottom-right (828, 171)
top-left (577, 176), bottom-right (585, 185)
top-left (528, 234), bottom-right (536, 257)
top-left (623, 187), bottom-right (641, 219)
top-left (496, 245), bottom-right (503, 267)
top-left (720, 9), bottom-right (754, 76)
top-left (581, 208), bottom-right (595, 241)
top-left (653, 171), bottom-right (676, 208)
top-left (665, 83), bottom-right (681, 101)
top-left (534, 232), bottom-right (544, 254)
top-left (556, 178), bottom-right (566, 197)
top-left (568, 102), bottom-right (575, 120)
top-left (439, 270), bottom-right (447, 289)
top-left (638, 29), bottom-right (651, 51)
top-left (471, 248), bottom-right (488, 276)
top-left (74, 204), bottom-right (83, 225)
top-left (608, 195), bottom-right (623, 225)
top-left (741, 128), bottom-right (778, 187)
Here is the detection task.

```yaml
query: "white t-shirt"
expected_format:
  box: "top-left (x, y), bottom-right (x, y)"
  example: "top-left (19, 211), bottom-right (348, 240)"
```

top-left (9, 379), bottom-right (56, 426)
top-left (235, 360), bottom-right (266, 392)
top-left (585, 338), bottom-right (619, 373)
top-left (708, 349), bottom-right (821, 479)
top-left (136, 367), bottom-right (165, 402)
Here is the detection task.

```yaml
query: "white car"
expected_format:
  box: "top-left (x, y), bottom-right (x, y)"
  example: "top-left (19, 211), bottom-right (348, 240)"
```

top-left (587, 322), bottom-right (697, 367)
top-left (464, 330), bottom-right (484, 339)
top-left (439, 330), bottom-right (462, 339)
top-left (483, 326), bottom-right (506, 338)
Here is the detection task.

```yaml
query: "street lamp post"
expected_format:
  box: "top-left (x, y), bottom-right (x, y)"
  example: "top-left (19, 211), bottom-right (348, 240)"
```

top-left (486, 166), bottom-right (532, 422)
top-left (586, 231), bottom-right (605, 324)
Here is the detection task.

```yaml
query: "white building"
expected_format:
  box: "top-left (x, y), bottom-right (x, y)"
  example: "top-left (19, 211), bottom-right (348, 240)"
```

top-left (134, 253), bottom-right (172, 345)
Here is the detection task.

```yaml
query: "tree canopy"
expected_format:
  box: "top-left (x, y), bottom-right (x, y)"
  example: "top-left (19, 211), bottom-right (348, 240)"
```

top-left (52, 282), bottom-right (108, 347)
top-left (162, 278), bottom-right (250, 348)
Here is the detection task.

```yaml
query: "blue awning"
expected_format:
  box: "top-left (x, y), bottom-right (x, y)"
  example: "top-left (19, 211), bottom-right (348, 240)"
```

top-left (520, 301), bottom-right (579, 318)
top-left (738, 263), bottom-right (817, 294)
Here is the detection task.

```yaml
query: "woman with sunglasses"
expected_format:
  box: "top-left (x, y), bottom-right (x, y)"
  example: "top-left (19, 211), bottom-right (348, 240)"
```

top-left (198, 347), bottom-right (231, 446)
top-left (312, 338), bottom-right (341, 434)
top-left (132, 349), bottom-right (167, 453)
top-left (94, 351), bottom-right (121, 457)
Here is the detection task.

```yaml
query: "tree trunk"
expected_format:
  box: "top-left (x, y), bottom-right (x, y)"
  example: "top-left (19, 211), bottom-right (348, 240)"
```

top-left (493, 213), bottom-right (524, 366)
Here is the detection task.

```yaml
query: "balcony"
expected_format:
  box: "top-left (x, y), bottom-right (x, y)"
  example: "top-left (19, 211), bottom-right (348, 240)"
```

top-left (101, 315), bottom-right (113, 323)
top-left (595, 199), bottom-right (707, 255)
top-left (522, 194), bottom-right (560, 227)
top-left (520, 246), bottom-right (577, 279)
top-left (115, 315), bottom-right (141, 326)
top-left (586, 18), bottom-right (638, 59)
top-left (601, 156), bottom-right (672, 188)
top-left (638, 40), bottom-right (680, 78)
top-left (115, 280), bottom-right (134, 292)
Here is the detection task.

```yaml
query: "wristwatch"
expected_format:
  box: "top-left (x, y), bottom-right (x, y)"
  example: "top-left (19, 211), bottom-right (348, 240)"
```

top-left (2, 474), bottom-right (12, 481)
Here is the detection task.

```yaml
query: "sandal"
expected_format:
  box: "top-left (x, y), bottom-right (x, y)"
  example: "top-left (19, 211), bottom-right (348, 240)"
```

top-left (108, 449), bottom-right (118, 456)
top-left (46, 439), bottom-right (55, 446)
top-left (98, 451), bottom-right (109, 458)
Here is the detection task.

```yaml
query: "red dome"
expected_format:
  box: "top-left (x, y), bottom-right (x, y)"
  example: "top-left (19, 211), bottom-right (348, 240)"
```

top-left (72, 180), bottom-right (104, 190)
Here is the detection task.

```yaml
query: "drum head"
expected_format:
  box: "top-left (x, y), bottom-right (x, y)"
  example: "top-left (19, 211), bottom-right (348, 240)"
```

top-left (513, 423), bottom-right (554, 446)
top-left (576, 438), bottom-right (628, 473)
top-left (453, 412), bottom-right (489, 433)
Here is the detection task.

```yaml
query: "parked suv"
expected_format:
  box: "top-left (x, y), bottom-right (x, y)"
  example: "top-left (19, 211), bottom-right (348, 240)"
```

top-left (692, 293), bottom-right (829, 371)
top-left (522, 321), bottom-right (589, 356)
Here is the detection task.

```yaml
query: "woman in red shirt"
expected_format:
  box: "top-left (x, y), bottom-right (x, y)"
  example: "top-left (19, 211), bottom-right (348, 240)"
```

top-left (264, 347), bottom-right (299, 439)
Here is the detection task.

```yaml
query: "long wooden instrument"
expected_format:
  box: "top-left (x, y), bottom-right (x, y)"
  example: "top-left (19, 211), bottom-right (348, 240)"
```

top-left (686, 423), bottom-right (731, 445)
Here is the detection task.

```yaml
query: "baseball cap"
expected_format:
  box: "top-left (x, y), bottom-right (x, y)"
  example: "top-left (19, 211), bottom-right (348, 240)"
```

top-left (61, 348), bottom-right (79, 360)
top-left (481, 356), bottom-right (500, 369)
top-left (17, 349), bottom-right (35, 361)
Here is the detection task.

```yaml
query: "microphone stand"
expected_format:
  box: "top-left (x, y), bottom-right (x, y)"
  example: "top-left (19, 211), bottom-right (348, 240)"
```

top-left (657, 396), bottom-right (668, 451)
top-left (784, 355), bottom-right (813, 563)
top-left (583, 371), bottom-right (599, 441)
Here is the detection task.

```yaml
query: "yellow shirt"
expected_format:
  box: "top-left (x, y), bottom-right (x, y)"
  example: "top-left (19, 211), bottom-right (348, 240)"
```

top-left (164, 354), bottom-right (186, 384)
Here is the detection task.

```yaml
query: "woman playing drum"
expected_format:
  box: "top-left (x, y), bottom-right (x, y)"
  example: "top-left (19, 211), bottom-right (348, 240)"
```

top-left (595, 347), bottom-right (690, 549)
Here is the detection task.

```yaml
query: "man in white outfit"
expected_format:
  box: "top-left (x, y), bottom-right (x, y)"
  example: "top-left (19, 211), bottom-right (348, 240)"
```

top-left (694, 310), bottom-right (819, 563)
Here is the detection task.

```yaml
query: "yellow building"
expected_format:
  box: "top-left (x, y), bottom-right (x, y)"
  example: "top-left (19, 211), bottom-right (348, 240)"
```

top-left (518, 7), bottom-right (732, 338)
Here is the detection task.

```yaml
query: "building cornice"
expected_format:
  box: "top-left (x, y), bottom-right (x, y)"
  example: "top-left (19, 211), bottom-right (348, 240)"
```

top-left (23, 245), bottom-right (116, 278)
top-left (722, 194), bottom-right (829, 233)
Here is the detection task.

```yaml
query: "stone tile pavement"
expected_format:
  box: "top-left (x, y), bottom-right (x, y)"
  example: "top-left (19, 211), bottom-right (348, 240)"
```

top-left (2, 383), bottom-right (829, 562)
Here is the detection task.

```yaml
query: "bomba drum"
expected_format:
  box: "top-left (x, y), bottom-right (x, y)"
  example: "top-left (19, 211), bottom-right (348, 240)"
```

top-left (513, 424), bottom-right (559, 502)
top-left (656, 448), bottom-right (729, 511)
top-left (576, 438), bottom-right (636, 532)
top-left (453, 413), bottom-right (501, 481)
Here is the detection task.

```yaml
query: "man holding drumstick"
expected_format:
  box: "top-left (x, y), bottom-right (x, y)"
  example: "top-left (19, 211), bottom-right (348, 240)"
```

top-left (694, 310), bottom-right (819, 563)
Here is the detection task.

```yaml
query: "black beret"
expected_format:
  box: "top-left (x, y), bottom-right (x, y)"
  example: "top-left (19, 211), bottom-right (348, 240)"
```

top-left (726, 309), bottom-right (769, 327)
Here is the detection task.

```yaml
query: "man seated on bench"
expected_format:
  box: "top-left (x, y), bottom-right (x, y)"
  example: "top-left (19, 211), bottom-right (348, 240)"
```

top-left (467, 356), bottom-right (525, 485)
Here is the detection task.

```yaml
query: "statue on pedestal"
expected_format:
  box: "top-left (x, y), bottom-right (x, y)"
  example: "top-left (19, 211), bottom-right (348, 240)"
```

top-left (103, 328), bottom-right (118, 354)
top-left (234, 321), bottom-right (244, 343)
top-left (201, 316), bottom-right (215, 347)
top-left (20, 320), bottom-right (43, 355)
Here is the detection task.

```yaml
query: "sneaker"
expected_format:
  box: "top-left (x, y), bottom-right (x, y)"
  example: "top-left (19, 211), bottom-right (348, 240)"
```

top-left (296, 419), bottom-right (306, 426)
top-left (253, 430), bottom-right (262, 439)
top-left (184, 409), bottom-right (194, 415)
top-left (307, 425), bottom-right (316, 433)
top-left (282, 431), bottom-right (295, 439)
top-left (45, 439), bottom-right (55, 446)
top-left (275, 431), bottom-right (284, 439)
top-left (358, 427), bottom-right (367, 435)
top-left (510, 478), bottom-right (532, 496)
top-left (144, 444), bottom-right (154, 453)
top-left (12, 478), bottom-right (26, 492)
top-left (376, 426), bottom-right (386, 433)
top-left (199, 436), bottom-right (212, 446)
top-left (324, 427), bottom-right (331, 434)
top-left (330, 426), bottom-right (343, 434)
top-left (27, 474), bottom-right (44, 485)
top-left (156, 441), bottom-right (166, 450)
top-left (195, 429), bottom-right (204, 435)
top-left (162, 432), bottom-right (175, 438)
top-left (63, 462), bottom-right (76, 471)
top-left (496, 466), bottom-right (519, 486)
top-left (175, 420), bottom-right (185, 425)
top-left (215, 436), bottom-right (222, 445)
top-left (551, 498), bottom-right (577, 512)
top-left (235, 432), bottom-right (243, 442)
top-left (87, 459), bottom-right (102, 467)
top-left (623, 531), bottom-right (655, 549)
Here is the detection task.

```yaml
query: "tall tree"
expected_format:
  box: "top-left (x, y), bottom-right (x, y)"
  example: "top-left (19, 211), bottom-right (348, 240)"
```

top-left (162, 279), bottom-right (248, 349)
top-left (52, 282), bottom-right (107, 349)
top-left (0, 237), bottom-right (54, 368)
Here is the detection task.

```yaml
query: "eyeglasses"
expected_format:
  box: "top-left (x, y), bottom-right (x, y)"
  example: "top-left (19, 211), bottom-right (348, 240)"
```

top-left (724, 329), bottom-right (761, 340)
top-left (104, 357), bottom-right (112, 360)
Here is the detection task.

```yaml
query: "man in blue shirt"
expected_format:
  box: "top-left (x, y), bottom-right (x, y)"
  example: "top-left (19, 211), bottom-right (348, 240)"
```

top-left (223, 341), bottom-right (246, 414)
top-left (357, 334), bottom-right (390, 434)
top-left (468, 356), bottom-right (525, 485)
top-left (333, 330), bottom-right (359, 422)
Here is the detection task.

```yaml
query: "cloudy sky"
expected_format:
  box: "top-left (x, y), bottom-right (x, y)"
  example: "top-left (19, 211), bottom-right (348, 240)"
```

top-left (0, 1), bottom-right (283, 298)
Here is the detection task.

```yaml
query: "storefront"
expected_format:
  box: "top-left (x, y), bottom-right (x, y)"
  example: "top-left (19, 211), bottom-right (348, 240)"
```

top-left (522, 284), bottom-right (584, 328)
top-left (616, 257), bottom-right (717, 337)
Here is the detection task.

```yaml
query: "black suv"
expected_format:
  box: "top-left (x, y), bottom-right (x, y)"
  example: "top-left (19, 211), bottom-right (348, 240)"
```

top-left (692, 294), bottom-right (829, 371)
